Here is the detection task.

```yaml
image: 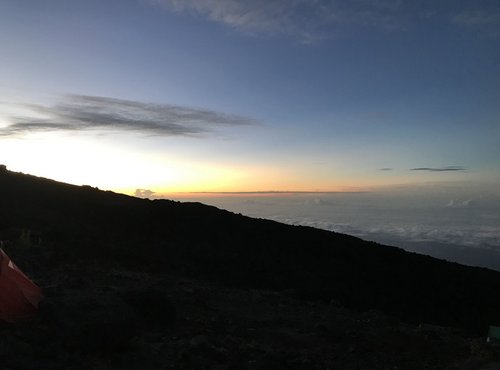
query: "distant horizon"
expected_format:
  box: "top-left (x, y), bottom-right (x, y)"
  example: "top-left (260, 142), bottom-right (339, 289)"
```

top-left (3, 162), bottom-right (500, 270)
top-left (2, 162), bottom-right (489, 198)
top-left (3, 162), bottom-right (497, 198)
top-left (166, 188), bottom-right (500, 271)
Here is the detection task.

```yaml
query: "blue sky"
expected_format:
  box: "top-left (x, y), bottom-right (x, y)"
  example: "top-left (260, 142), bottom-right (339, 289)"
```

top-left (0, 0), bottom-right (499, 193)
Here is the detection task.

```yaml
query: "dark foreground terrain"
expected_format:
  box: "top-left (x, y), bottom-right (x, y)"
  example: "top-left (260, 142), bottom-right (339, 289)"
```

top-left (1, 168), bottom-right (500, 369)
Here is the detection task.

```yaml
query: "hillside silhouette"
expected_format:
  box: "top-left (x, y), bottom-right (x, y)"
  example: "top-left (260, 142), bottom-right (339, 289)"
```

top-left (2, 168), bottom-right (500, 368)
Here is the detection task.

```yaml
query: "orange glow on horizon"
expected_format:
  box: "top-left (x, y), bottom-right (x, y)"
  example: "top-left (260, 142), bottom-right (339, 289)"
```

top-left (1, 132), bottom-right (472, 198)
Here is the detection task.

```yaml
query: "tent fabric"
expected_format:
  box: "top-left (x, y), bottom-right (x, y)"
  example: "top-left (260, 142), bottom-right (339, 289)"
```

top-left (0, 249), bottom-right (43, 323)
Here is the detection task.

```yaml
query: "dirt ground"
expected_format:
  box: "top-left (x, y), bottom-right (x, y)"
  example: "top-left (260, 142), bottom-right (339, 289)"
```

top-left (1, 247), bottom-right (499, 370)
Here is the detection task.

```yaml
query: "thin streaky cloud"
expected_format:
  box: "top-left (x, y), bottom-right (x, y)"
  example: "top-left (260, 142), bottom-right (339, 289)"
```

top-left (410, 166), bottom-right (466, 172)
top-left (0, 95), bottom-right (256, 138)
top-left (148, 0), bottom-right (326, 42)
top-left (145, 1), bottom-right (500, 42)
top-left (379, 168), bottom-right (393, 171)
top-left (146, 0), bottom-right (408, 42)
top-left (453, 10), bottom-right (500, 26)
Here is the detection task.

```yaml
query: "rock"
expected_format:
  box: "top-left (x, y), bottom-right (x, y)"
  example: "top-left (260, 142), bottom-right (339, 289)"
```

top-left (49, 293), bottom-right (138, 354)
top-left (121, 287), bottom-right (176, 330)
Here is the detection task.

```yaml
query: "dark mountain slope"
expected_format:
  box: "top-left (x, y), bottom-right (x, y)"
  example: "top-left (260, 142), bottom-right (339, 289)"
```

top-left (1, 168), bottom-right (500, 334)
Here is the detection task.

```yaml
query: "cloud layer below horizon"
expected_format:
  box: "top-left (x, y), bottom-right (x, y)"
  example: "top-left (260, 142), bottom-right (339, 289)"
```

top-left (168, 191), bottom-right (500, 269)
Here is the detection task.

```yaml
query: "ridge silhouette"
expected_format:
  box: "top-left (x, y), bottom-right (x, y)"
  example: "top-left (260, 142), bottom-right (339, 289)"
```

top-left (1, 168), bottom-right (499, 334)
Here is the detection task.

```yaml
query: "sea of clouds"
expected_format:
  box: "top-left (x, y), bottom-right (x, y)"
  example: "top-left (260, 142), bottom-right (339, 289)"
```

top-left (170, 188), bottom-right (500, 270)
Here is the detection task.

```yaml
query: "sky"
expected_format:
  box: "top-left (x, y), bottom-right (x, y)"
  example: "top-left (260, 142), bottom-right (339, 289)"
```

top-left (0, 0), bottom-right (499, 195)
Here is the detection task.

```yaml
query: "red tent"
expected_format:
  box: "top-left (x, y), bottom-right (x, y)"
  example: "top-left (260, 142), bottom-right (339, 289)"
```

top-left (0, 249), bottom-right (43, 322)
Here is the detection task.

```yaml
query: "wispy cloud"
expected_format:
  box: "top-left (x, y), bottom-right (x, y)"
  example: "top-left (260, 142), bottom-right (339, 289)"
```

top-left (445, 199), bottom-right (474, 208)
top-left (153, 0), bottom-right (305, 34)
top-left (453, 10), bottom-right (500, 26)
top-left (410, 166), bottom-right (466, 172)
top-left (379, 168), bottom-right (393, 171)
top-left (146, 0), bottom-right (406, 42)
top-left (147, 1), bottom-right (500, 41)
top-left (452, 9), bottom-right (500, 37)
top-left (0, 95), bottom-right (256, 138)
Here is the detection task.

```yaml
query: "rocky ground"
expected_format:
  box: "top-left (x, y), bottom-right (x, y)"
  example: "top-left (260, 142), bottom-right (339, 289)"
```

top-left (1, 244), bottom-right (500, 370)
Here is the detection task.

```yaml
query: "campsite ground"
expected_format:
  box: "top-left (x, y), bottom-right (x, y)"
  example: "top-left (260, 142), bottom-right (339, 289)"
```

top-left (479, 361), bottom-right (500, 370)
top-left (1, 243), bottom-right (500, 370)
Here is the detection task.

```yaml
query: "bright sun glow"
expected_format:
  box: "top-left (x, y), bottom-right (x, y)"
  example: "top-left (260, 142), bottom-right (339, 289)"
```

top-left (0, 133), bottom-right (416, 195)
top-left (0, 133), bottom-right (253, 194)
